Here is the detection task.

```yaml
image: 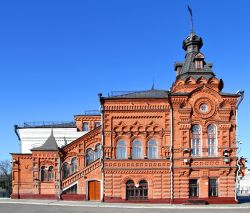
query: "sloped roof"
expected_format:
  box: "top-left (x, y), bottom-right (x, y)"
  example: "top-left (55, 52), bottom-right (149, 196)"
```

top-left (31, 130), bottom-right (58, 151)
top-left (175, 33), bottom-right (215, 81)
top-left (104, 89), bottom-right (169, 99)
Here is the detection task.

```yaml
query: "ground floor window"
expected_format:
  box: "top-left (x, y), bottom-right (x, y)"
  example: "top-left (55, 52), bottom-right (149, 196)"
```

top-left (209, 178), bottom-right (218, 197)
top-left (63, 184), bottom-right (77, 194)
top-left (126, 180), bottom-right (148, 200)
top-left (189, 179), bottom-right (199, 197)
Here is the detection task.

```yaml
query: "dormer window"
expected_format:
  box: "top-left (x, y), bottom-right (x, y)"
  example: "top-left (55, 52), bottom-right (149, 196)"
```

top-left (195, 60), bottom-right (203, 69)
top-left (194, 53), bottom-right (205, 70)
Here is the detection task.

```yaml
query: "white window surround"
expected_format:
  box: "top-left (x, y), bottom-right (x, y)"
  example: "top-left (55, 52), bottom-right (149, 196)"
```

top-left (191, 125), bottom-right (202, 157)
top-left (207, 124), bottom-right (218, 157)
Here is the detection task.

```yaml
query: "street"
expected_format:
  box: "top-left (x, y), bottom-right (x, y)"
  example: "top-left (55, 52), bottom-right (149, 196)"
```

top-left (0, 203), bottom-right (250, 213)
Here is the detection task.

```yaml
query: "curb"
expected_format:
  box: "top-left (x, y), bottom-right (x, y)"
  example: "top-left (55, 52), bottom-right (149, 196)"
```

top-left (0, 201), bottom-right (250, 209)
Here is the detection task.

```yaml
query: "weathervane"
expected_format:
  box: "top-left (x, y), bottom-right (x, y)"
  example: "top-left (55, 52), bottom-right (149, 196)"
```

top-left (188, 6), bottom-right (194, 34)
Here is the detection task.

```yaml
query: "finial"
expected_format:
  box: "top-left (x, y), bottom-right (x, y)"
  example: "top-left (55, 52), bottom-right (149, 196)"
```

top-left (50, 128), bottom-right (54, 136)
top-left (151, 79), bottom-right (155, 90)
top-left (188, 5), bottom-right (195, 35)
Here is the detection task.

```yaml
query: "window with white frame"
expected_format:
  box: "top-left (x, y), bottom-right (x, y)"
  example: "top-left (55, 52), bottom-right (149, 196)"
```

top-left (207, 124), bottom-right (217, 157)
top-left (148, 139), bottom-right (158, 159)
top-left (116, 140), bottom-right (127, 159)
top-left (191, 125), bottom-right (201, 156)
top-left (132, 140), bottom-right (142, 159)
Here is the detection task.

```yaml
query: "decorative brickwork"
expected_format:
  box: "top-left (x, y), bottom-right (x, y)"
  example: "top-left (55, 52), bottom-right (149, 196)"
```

top-left (11, 31), bottom-right (245, 204)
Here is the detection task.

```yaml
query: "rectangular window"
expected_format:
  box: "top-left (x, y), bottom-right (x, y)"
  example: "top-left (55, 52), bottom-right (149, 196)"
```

top-left (191, 139), bottom-right (201, 156)
top-left (189, 179), bottom-right (199, 197)
top-left (209, 179), bottom-right (218, 197)
top-left (208, 138), bottom-right (217, 157)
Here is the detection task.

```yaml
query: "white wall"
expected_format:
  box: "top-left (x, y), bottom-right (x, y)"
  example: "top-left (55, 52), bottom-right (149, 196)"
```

top-left (17, 127), bottom-right (86, 153)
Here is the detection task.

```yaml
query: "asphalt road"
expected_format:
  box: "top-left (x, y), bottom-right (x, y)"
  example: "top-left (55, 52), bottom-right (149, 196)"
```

top-left (0, 204), bottom-right (250, 213)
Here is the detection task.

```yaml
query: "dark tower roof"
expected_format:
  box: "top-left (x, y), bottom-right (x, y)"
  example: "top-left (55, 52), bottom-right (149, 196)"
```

top-left (174, 32), bottom-right (215, 81)
top-left (31, 129), bottom-right (58, 151)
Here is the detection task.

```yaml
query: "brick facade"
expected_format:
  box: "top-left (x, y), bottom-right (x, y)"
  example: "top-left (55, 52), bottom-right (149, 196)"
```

top-left (11, 31), bottom-right (245, 204)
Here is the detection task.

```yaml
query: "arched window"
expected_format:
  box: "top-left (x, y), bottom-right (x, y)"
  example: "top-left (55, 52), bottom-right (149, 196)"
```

top-left (126, 180), bottom-right (135, 200)
top-left (40, 166), bottom-right (46, 182)
top-left (116, 140), bottom-right (127, 159)
top-left (83, 122), bottom-right (89, 131)
top-left (62, 163), bottom-right (70, 179)
top-left (95, 143), bottom-right (102, 160)
top-left (132, 140), bottom-right (142, 159)
top-left (71, 157), bottom-right (77, 174)
top-left (138, 180), bottom-right (148, 199)
top-left (126, 179), bottom-right (148, 200)
top-left (86, 148), bottom-right (94, 165)
top-left (207, 124), bottom-right (217, 157)
top-left (148, 140), bottom-right (158, 159)
top-left (191, 125), bottom-right (201, 156)
top-left (48, 166), bottom-right (54, 181)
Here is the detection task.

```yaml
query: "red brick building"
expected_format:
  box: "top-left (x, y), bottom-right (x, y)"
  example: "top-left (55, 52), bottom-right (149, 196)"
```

top-left (11, 31), bottom-right (245, 204)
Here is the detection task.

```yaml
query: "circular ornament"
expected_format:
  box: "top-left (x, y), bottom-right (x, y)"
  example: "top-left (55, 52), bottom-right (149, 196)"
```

top-left (199, 103), bottom-right (208, 113)
top-left (194, 97), bottom-right (215, 119)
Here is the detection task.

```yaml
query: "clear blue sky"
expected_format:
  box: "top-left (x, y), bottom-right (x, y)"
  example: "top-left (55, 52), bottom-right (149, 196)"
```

top-left (0, 0), bottom-right (249, 166)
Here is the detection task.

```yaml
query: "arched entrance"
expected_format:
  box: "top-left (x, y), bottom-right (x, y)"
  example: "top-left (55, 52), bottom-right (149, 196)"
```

top-left (126, 180), bottom-right (148, 200)
top-left (88, 180), bottom-right (100, 201)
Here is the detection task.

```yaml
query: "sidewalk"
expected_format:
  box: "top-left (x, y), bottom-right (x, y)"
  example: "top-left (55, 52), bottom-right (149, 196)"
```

top-left (0, 198), bottom-right (250, 209)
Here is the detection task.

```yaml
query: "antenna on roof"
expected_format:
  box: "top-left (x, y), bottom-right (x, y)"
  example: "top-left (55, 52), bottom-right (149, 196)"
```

top-left (188, 5), bottom-right (195, 34)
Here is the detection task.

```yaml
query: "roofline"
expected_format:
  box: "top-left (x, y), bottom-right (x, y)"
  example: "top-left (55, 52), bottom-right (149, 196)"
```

top-left (74, 114), bottom-right (101, 117)
top-left (15, 126), bottom-right (77, 129)
top-left (220, 93), bottom-right (241, 97)
top-left (10, 153), bottom-right (32, 156)
top-left (30, 148), bottom-right (59, 151)
top-left (176, 71), bottom-right (216, 80)
top-left (102, 97), bottom-right (170, 100)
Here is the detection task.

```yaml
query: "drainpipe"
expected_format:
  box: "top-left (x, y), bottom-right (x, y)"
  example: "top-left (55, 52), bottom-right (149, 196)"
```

top-left (235, 90), bottom-right (244, 202)
top-left (169, 100), bottom-right (174, 204)
top-left (14, 125), bottom-right (21, 153)
top-left (57, 154), bottom-right (61, 199)
top-left (98, 93), bottom-right (105, 202)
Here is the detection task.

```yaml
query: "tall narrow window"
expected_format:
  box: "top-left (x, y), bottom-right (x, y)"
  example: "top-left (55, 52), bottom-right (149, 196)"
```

top-left (71, 157), bottom-right (77, 174)
top-left (209, 178), bottom-right (218, 197)
top-left (83, 122), bottom-right (89, 131)
top-left (207, 124), bottom-right (217, 157)
top-left (86, 148), bottom-right (94, 165)
top-left (116, 140), bottom-right (126, 159)
top-left (189, 179), bottom-right (199, 197)
top-left (191, 125), bottom-right (201, 156)
top-left (48, 166), bottom-right (54, 181)
top-left (138, 180), bottom-right (148, 200)
top-left (95, 143), bottom-right (102, 160)
top-left (62, 163), bottom-right (70, 179)
top-left (132, 140), bottom-right (142, 159)
top-left (148, 140), bottom-right (158, 159)
top-left (126, 180), bottom-right (135, 200)
top-left (40, 166), bottom-right (46, 182)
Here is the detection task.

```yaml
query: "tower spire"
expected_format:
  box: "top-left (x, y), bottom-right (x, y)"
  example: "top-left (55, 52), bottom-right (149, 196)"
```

top-left (188, 6), bottom-right (194, 35)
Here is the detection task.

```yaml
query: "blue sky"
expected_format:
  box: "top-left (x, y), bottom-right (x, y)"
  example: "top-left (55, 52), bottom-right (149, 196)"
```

top-left (0, 0), bottom-right (249, 166)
